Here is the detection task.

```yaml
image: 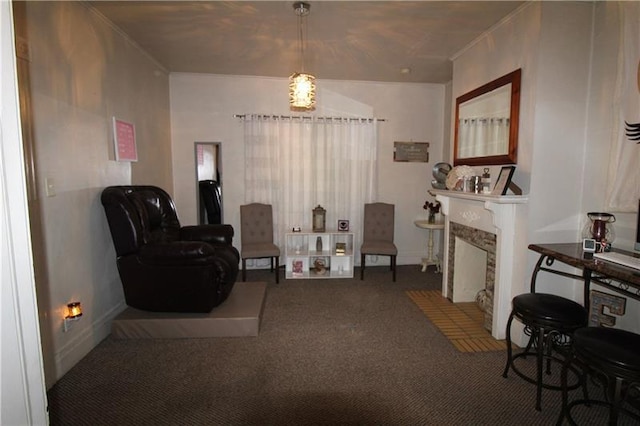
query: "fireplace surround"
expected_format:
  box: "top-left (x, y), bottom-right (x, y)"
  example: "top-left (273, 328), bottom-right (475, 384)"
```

top-left (434, 190), bottom-right (528, 339)
top-left (449, 222), bottom-right (496, 332)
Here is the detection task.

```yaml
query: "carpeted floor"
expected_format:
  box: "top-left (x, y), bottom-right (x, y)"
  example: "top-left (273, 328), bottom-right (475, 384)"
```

top-left (47, 265), bottom-right (627, 425)
top-left (407, 290), bottom-right (508, 353)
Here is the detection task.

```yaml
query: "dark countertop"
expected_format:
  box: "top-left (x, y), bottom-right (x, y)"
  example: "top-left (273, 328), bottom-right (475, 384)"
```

top-left (529, 243), bottom-right (640, 286)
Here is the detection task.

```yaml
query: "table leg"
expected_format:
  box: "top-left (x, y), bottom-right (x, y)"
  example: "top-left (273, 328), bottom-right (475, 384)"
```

top-left (582, 268), bottom-right (592, 309)
top-left (421, 229), bottom-right (437, 272)
top-left (426, 229), bottom-right (435, 263)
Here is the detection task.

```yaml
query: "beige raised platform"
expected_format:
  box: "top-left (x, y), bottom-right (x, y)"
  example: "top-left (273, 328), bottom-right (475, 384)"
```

top-left (111, 281), bottom-right (267, 339)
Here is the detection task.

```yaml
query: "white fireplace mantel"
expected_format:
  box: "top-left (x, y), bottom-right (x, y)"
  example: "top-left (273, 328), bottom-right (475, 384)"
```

top-left (433, 190), bottom-right (529, 340)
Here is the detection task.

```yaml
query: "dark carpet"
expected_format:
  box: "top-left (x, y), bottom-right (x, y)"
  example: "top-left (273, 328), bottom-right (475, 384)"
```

top-left (47, 265), bottom-right (623, 425)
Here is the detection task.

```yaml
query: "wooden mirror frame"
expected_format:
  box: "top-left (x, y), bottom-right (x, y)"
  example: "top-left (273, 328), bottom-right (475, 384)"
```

top-left (453, 69), bottom-right (521, 166)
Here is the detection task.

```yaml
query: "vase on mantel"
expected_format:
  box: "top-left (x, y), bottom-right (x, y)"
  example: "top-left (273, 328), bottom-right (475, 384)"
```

top-left (316, 236), bottom-right (323, 252)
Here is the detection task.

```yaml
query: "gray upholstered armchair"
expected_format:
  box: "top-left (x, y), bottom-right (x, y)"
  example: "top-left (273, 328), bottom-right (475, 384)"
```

top-left (360, 202), bottom-right (398, 281)
top-left (240, 203), bottom-right (280, 283)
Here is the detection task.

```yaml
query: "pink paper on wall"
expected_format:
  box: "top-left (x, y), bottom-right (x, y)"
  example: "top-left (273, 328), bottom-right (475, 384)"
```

top-left (197, 143), bottom-right (204, 166)
top-left (113, 118), bottom-right (137, 162)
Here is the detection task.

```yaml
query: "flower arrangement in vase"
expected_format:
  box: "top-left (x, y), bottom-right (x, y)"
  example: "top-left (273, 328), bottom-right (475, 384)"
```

top-left (423, 199), bottom-right (441, 223)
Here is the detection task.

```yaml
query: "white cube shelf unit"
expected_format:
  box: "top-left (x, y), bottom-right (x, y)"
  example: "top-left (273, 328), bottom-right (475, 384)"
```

top-left (285, 231), bottom-right (355, 279)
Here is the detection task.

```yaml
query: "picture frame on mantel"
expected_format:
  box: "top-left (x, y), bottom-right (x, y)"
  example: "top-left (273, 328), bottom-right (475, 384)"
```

top-left (492, 166), bottom-right (516, 195)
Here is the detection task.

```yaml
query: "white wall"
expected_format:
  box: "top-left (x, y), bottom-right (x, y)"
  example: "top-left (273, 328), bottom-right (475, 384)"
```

top-left (170, 74), bottom-right (446, 266)
top-left (453, 1), bottom-right (592, 296)
top-left (20, 1), bottom-right (173, 386)
top-left (452, 1), bottom-right (640, 333)
top-left (528, 2), bottom-right (594, 249)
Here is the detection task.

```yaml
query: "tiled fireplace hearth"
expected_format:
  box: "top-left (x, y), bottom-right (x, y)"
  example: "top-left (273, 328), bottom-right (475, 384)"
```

top-left (434, 190), bottom-right (528, 340)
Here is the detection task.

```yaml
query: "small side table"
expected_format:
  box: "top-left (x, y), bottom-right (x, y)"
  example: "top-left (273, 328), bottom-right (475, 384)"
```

top-left (414, 220), bottom-right (445, 273)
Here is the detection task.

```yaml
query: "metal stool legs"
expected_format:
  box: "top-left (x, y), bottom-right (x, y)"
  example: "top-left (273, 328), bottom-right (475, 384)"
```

top-left (556, 327), bottom-right (640, 425)
top-left (503, 310), bottom-right (583, 411)
top-left (503, 310), bottom-right (551, 411)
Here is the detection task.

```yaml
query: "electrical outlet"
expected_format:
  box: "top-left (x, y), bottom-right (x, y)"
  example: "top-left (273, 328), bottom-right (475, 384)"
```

top-left (63, 317), bottom-right (79, 332)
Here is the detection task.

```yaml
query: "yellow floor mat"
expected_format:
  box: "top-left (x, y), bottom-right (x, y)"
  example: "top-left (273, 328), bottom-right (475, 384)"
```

top-left (407, 290), bottom-right (508, 353)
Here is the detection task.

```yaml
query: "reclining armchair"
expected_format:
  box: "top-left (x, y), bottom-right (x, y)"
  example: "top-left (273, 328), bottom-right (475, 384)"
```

top-left (101, 185), bottom-right (239, 313)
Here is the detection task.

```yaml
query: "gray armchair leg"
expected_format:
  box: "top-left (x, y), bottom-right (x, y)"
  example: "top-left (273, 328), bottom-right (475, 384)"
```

top-left (275, 257), bottom-right (280, 284)
top-left (242, 259), bottom-right (247, 281)
top-left (360, 254), bottom-right (365, 280)
top-left (392, 255), bottom-right (397, 282)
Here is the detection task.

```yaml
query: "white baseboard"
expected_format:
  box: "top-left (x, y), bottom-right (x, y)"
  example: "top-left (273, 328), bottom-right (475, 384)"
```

top-left (53, 301), bottom-right (126, 383)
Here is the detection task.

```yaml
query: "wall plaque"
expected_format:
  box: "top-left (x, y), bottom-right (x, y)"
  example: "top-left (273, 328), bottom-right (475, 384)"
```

top-left (393, 141), bottom-right (429, 162)
top-left (113, 117), bottom-right (137, 162)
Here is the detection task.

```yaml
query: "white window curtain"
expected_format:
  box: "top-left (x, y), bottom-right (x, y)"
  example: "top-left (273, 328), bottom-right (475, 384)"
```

top-left (605, 2), bottom-right (640, 211)
top-left (243, 115), bottom-right (378, 258)
top-left (458, 117), bottom-right (510, 157)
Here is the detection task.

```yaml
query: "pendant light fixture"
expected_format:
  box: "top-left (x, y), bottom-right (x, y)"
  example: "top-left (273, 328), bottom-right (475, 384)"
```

top-left (289, 1), bottom-right (316, 111)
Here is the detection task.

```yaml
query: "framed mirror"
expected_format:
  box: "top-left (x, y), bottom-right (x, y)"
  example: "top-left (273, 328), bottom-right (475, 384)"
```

top-left (195, 142), bottom-right (222, 224)
top-left (454, 69), bottom-right (521, 166)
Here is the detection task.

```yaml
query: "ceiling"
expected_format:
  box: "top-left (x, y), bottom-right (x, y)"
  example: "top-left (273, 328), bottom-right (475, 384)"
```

top-left (88, 1), bottom-right (526, 84)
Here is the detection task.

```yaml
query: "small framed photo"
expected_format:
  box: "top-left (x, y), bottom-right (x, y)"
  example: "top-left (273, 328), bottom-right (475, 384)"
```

top-left (492, 166), bottom-right (516, 196)
top-left (338, 220), bottom-right (349, 231)
top-left (292, 259), bottom-right (304, 277)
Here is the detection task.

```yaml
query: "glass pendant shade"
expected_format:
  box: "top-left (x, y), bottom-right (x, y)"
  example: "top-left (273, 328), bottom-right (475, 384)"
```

top-left (289, 72), bottom-right (316, 111)
top-left (289, 2), bottom-right (315, 111)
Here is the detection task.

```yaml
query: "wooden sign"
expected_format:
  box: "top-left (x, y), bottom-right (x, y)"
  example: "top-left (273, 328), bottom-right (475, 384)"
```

top-left (393, 142), bottom-right (429, 162)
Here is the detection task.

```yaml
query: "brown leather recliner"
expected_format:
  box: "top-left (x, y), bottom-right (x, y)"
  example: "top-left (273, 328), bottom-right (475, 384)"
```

top-left (101, 185), bottom-right (239, 313)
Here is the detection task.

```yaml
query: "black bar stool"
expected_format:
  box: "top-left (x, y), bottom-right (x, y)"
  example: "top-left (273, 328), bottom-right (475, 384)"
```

top-left (558, 327), bottom-right (640, 425)
top-left (503, 293), bottom-right (588, 411)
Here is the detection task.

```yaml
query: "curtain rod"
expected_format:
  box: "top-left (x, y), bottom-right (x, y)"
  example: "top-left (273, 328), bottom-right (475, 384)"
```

top-left (234, 114), bottom-right (386, 122)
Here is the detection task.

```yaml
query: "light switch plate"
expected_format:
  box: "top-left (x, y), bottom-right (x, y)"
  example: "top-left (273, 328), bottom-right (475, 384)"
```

top-left (45, 178), bottom-right (56, 197)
